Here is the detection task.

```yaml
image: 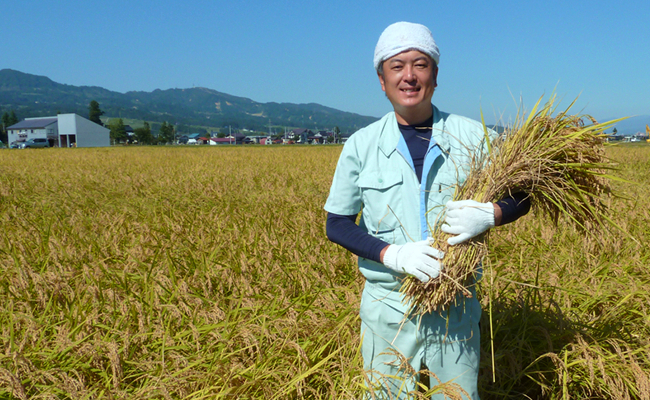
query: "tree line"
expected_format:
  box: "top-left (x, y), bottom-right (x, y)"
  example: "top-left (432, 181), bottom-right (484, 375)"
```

top-left (90, 100), bottom-right (175, 145)
top-left (1, 110), bottom-right (19, 144)
top-left (1, 100), bottom-right (343, 146)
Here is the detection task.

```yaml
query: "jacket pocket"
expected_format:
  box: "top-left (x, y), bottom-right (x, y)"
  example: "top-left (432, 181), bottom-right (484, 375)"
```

top-left (357, 171), bottom-right (404, 238)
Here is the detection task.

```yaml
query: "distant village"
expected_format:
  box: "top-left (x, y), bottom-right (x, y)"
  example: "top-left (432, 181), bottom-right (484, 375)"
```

top-left (176, 128), bottom-right (345, 146)
top-left (606, 125), bottom-right (650, 143)
top-left (2, 112), bottom-right (349, 149)
top-left (3, 111), bottom-right (649, 149)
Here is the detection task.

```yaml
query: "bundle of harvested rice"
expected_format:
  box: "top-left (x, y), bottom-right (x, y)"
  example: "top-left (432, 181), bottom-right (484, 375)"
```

top-left (402, 95), bottom-right (626, 314)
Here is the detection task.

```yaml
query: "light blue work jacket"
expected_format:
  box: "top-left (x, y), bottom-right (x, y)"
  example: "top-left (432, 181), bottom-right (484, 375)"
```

top-left (325, 105), bottom-right (490, 297)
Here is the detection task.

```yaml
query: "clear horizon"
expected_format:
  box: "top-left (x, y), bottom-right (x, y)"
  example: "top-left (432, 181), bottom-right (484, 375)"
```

top-left (4, 0), bottom-right (649, 126)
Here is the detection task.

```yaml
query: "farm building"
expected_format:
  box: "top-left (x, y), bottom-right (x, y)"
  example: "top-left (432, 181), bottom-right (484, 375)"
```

top-left (209, 134), bottom-right (253, 145)
top-left (7, 113), bottom-right (110, 148)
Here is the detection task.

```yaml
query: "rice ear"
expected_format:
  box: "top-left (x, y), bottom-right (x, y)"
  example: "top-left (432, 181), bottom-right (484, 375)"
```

top-left (401, 96), bottom-right (631, 314)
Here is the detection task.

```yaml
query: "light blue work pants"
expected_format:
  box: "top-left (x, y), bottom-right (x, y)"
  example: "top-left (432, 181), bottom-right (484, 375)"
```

top-left (360, 281), bottom-right (481, 399)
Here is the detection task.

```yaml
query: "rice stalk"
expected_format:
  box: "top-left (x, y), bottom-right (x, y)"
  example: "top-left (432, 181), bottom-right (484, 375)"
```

top-left (402, 95), bottom-right (628, 314)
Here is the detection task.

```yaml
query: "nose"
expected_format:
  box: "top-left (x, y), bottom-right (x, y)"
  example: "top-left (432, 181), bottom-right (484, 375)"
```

top-left (403, 65), bottom-right (417, 82)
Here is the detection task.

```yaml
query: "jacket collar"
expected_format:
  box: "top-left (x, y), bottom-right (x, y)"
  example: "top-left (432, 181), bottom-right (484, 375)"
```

top-left (378, 105), bottom-right (449, 157)
top-left (430, 106), bottom-right (450, 153)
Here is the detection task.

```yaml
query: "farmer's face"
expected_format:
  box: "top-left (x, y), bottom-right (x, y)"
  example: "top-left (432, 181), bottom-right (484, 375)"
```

top-left (378, 50), bottom-right (438, 124)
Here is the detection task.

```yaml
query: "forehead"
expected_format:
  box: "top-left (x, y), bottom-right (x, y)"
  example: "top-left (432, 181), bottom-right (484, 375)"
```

top-left (385, 49), bottom-right (433, 64)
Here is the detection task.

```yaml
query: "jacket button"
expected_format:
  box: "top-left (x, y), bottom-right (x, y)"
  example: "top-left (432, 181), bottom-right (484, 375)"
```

top-left (378, 178), bottom-right (383, 183)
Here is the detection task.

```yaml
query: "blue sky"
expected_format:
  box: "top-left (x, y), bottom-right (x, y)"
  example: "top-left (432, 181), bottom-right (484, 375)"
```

top-left (3, 0), bottom-right (649, 125)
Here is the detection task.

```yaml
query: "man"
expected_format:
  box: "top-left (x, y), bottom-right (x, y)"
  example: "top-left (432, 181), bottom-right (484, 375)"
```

top-left (324, 22), bottom-right (529, 399)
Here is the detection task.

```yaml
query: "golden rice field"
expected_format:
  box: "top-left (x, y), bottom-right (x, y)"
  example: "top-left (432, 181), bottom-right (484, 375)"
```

top-left (1, 144), bottom-right (649, 399)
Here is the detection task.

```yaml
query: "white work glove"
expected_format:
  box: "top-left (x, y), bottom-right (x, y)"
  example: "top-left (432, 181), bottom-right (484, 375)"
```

top-left (382, 238), bottom-right (445, 283)
top-left (441, 200), bottom-right (495, 245)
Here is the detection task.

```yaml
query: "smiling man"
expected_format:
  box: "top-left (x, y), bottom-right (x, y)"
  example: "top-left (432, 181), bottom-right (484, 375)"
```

top-left (325, 22), bottom-right (528, 399)
top-left (377, 49), bottom-right (438, 125)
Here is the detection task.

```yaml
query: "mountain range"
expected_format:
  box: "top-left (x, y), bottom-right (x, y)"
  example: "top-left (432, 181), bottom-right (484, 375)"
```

top-left (0, 69), bottom-right (378, 134)
top-left (609, 115), bottom-right (650, 136)
top-left (2, 69), bottom-right (647, 136)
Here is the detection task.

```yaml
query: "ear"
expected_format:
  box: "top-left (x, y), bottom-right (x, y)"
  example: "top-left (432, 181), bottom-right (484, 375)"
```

top-left (377, 72), bottom-right (386, 92)
top-left (432, 65), bottom-right (439, 88)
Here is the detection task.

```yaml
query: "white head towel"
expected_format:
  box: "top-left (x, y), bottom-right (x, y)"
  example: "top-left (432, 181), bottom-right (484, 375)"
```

top-left (373, 22), bottom-right (440, 71)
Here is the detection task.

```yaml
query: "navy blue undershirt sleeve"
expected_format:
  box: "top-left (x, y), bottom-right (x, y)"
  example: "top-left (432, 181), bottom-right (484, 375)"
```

top-left (326, 213), bottom-right (388, 263)
top-left (496, 192), bottom-right (531, 225)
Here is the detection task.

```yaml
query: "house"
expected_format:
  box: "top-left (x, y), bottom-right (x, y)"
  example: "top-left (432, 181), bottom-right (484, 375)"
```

top-left (124, 125), bottom-right (135, 140)
top-left (605, 134), bottom-right (624, 142)
top-left (290, 128), bottom-right (313, 143)
top-left (209, 133), bottom-right (251, 145)
top-left (7, 117), bottom-right (58, 147)
top-left (178, 133), bottom-right (203, 145)
top-left (210, 137), bottom-right (237, 145)
top-left (247, 135), bottom-right (267, 144)
top-left (309, 131), bottom-right (325, 144)
top-left (317, 130), bottom-right (338, 143)
top-left (261, 137), bottom-right (283, 145)
top-left (7, 114), bottom-right (110, 148)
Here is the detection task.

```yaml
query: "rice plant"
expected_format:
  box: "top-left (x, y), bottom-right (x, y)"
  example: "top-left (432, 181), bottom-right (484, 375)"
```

top-left (402, 95), bottom-right (630, 314)
top-left (0, 142), bottom-right (648, 399)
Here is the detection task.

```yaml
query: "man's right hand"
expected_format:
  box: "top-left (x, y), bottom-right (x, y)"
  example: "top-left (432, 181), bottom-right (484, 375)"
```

top-left (381, 238), bottom-right (445, 283)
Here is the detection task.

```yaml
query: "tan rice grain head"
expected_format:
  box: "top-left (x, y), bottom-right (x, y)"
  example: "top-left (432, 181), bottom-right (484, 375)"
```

top-left (402, 95), bottom-right (628, 314)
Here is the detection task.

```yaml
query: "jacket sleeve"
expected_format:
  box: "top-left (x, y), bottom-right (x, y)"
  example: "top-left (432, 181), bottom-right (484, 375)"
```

top-left (326, 212), bottom-right (388, 263)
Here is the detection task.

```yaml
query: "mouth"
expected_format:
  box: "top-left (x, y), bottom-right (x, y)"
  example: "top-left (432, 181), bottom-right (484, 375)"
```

top-left (400, 87), bottom-right (420, 94)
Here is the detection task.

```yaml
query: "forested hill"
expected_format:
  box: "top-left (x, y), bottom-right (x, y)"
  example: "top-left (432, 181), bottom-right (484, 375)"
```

top-left (0, 69), bottom-right (378, 133)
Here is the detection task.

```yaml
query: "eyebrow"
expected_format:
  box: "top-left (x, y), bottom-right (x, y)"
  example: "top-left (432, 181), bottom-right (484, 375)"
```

top-left (388, 56), bottom-right (431, 64)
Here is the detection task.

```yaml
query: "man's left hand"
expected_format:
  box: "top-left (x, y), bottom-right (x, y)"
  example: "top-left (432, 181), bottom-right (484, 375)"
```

top-left (441, 200), bottom-right (495, 245)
